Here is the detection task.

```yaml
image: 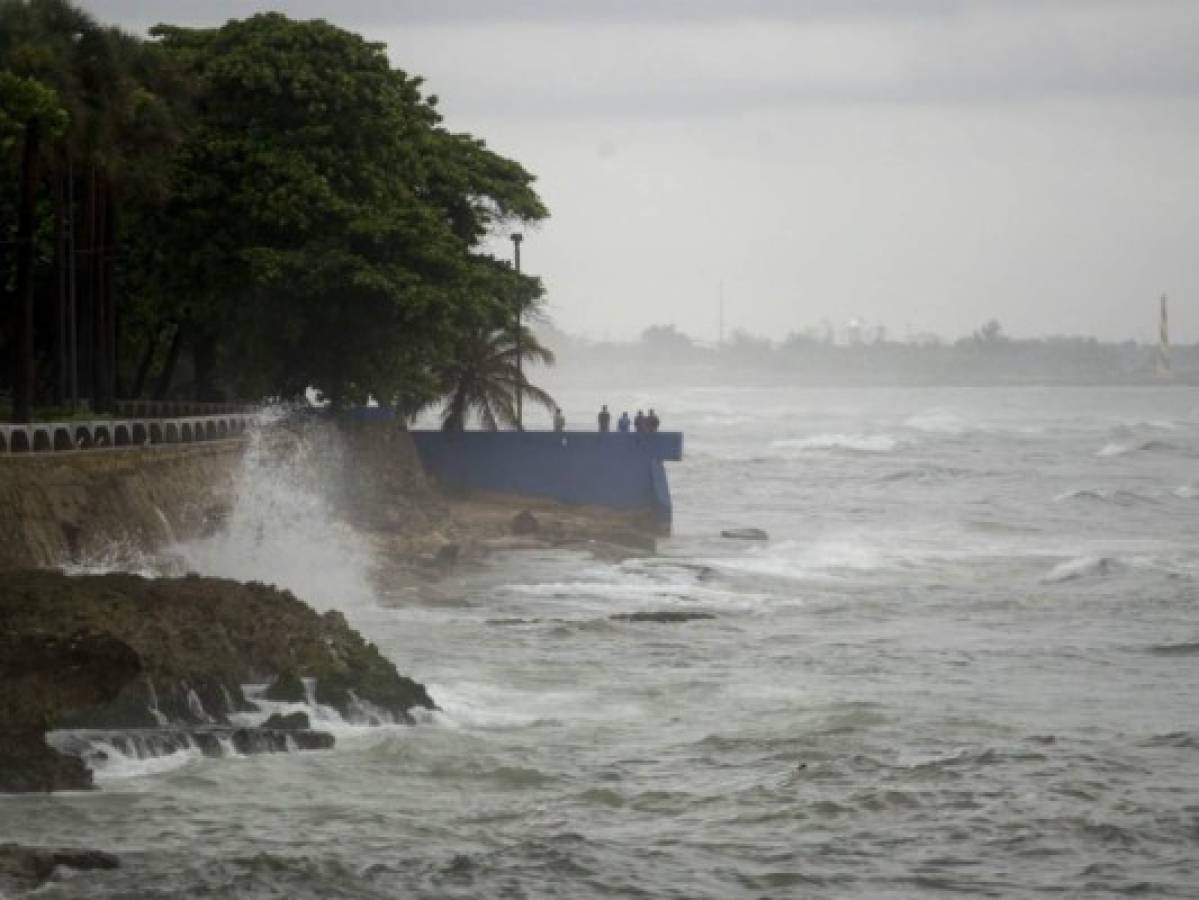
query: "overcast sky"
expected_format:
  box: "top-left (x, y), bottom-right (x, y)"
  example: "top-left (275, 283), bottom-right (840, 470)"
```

top-left (85, 1), bottom-right (1199, 343)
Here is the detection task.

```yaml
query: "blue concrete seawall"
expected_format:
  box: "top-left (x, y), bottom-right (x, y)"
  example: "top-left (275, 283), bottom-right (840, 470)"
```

top-left (409, 431), bottom-right (684, 527)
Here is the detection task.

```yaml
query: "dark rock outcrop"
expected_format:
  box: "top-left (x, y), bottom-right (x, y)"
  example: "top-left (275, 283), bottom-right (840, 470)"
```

top-left (511, 510), bottom-right (540, 535)
top-left (262, 711), bottom-right (311, 731)
top-left (0, 843), bottom-right (118, 890)
top-left (610, 611), bottom-right (717, 624)
top-left (0, 571), bottom-right (435, 792)
top-left (264, 671), bottom-right (307, 704)
top-left (721, 527), bottom-right (769, 541)
top-left (0, 630), bottom-right (142, 792)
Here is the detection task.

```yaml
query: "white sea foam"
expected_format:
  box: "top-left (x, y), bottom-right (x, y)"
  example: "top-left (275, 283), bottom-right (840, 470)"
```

top-left (1041, 555), bottom-right (1121, 584)
top-left (904, 410), bottom-right (971, 435)
top-left (1053, 487), bottom-right (1154, 506)
top-left (770, 433), bottom-right (903, 454)
top-left (1097, 438), bottom-right (1183, 458)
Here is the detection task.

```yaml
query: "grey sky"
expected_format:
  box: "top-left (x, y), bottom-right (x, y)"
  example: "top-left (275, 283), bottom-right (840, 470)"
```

top-left (84, 1), bottom-right (1199, 342)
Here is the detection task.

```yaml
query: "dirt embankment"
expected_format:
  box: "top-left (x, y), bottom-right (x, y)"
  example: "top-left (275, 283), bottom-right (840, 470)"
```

top-left (0, 441), bottom-right (243, 570)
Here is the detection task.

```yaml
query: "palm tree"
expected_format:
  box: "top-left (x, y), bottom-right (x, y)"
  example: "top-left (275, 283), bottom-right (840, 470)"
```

top-left (440, 325), bottom-right (556, 431)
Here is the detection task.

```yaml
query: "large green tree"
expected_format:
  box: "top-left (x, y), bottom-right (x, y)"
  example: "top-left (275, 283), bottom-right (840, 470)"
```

top-left (149, 13), bottom-right (548, 406)
top-left (3, 5), bottom-right (549, 416)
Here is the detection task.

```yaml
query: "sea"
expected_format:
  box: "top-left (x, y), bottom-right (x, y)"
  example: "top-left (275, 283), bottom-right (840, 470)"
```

top-left (4, 384), bottom-right (1198, 898)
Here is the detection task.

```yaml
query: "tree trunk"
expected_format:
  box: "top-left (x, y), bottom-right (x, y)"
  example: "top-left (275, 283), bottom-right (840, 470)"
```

top-left (191, 330), bottom-right (220, 402)
top-left (53, 167), bottom-right (67, 407)
top-left (153, 320), bottom-right (185, 401)
top-left (90, 172), bottom-right (108, 413)
top-left (130, 321), bottom-right (166, 398)
top-left (103, 181), bottom-right (119, 402)
top-left (12, 118), bottom-right (41, 424)
top-left (67, 154), bottom-right (78, 410)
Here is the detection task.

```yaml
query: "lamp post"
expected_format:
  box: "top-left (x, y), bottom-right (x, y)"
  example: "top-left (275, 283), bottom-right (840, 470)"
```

top-left (510, 232), bottom-right (523, 430)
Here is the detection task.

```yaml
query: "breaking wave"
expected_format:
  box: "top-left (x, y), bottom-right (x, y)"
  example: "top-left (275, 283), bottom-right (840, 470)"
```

top-left (903, 410), bottom-right (971, 435)
top-left (1097, 439), bottom-right (1186, 458)
top-left (1053, 488), bottom-right (1156, 506)
top-left (771, 433), bottom-right (903, 454)
top-left (1041, 555), bottom-right (1122, 584)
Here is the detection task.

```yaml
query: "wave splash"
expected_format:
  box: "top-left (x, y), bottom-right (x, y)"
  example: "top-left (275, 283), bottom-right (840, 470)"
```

top-left (174, 411), bottom-right (377, 613)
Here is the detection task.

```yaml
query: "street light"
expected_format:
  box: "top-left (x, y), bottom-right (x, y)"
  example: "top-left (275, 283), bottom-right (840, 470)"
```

top-left (510, 232), bottom-right (523, 430)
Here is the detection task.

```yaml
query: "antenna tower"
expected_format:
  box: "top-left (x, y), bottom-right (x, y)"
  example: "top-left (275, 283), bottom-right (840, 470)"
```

top-left (1157, 294), bottom-right (1171, 377)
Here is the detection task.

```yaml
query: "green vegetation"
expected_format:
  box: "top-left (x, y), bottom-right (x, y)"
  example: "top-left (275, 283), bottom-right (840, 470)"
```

top-left (438, 324), bottom-right (556, 430)
top-left (1, 1), bottom-right (549, 421)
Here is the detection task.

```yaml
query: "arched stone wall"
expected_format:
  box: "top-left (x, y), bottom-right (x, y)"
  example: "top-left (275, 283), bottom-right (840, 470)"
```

top-left (1, 412), bottom-right (255, 455)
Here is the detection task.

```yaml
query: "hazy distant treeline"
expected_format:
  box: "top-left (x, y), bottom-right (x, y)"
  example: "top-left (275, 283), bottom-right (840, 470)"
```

top-left (539, 321), bottom-right (1195, 385)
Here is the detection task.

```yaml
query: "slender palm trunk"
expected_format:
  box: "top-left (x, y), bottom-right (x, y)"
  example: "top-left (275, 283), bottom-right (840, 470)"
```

top-left (103, 181), bottom-right (118, 401)
top-left (89, 169), bottom-right (108, 412)
top-left (130, 321), bottom-right (166, 399)
top-left (13, 118), bottom-right (41, 424)
top-left (153, 320), bottom-right (185, 401)
top-left (53, 166), bottom-right (67, 407)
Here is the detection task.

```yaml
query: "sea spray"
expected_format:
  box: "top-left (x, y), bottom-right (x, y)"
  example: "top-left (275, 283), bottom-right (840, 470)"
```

top-left (175, 409), bottom-right (377, 614)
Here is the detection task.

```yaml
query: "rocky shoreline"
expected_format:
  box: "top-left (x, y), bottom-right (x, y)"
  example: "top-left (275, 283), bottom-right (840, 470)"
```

top-left (0, 420), bottom-right (660, 798)
top-left (0, 570), bottom-right (435, 794)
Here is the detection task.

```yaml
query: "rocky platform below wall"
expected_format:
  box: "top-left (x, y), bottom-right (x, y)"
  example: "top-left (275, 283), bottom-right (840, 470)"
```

top-left (0, 570), bottom-right (436, 792)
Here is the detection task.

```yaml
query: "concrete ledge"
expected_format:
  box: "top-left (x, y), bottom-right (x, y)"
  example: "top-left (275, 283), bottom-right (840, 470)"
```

top-left (410, 430), bottom-right (683, 526)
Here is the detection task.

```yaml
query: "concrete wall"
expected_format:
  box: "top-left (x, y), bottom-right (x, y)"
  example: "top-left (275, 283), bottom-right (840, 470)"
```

top-left (409, 431), bottom-right (683, 526)
top-left (0, 441), bottom-right (248, 570)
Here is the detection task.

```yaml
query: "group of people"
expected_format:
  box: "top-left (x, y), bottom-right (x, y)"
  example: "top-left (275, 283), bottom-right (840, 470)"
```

top-left (596, 405), bottom-right (661, 433)
top-left (549, 404), bottom-right (664, 433)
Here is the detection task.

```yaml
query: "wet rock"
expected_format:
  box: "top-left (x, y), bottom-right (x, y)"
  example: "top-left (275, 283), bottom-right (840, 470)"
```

top-left (0, 630), bottom-right (142, 792)
top-left (264, 671), bottom-right (307, 704)
top-left (510, 510), bottom-right (540, 535)
top-left (433, 542), bottom-right (460, 567)
top-left (721, 527), bottom-right (769, 541)
top-left (230, 727), bottom-right (334, 754)
top-left (0, 843), bottom-right (118, 888)
top-left (479, 536), bottom-right (549, 551)
top-left (0, 571), bottom-right (437, 791)
top-left (610, 611), bottom-right (717, 624)
top-left (262, 711), bottom-right (311, 731)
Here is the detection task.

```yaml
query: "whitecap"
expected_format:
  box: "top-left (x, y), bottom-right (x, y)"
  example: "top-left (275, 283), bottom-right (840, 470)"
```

top-left (904, 410), bottom-right (971, 436)
top-left (1041, 555), bottom-right (1121, 584)
top-left (770, 433), bottom-right (903, 454)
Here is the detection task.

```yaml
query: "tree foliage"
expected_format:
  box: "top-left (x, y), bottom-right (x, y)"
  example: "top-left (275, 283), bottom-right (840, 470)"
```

top-left (439, 324), bottom-right (556, 431)
top-left (2, 3), bottom-right (549, 418)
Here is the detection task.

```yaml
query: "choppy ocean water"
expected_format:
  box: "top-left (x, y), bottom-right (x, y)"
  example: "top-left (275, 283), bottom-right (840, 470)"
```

top-left (5, 386), bottom-right (1199, 898)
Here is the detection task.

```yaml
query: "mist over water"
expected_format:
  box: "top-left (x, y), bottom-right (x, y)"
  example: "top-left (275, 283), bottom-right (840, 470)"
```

top-left (6, 385), bottom-right (1199, 897)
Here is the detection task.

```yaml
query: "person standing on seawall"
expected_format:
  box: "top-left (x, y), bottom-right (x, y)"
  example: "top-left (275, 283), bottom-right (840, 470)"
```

top-left (647, 408), bottom-right (660, 432)
top-left (634, 410), bottom-right (645, 433)
top-left (618, 411), bottom-right (631, 433)
top-left (598, 405), bottom-right (611, 432)
top-left (553, 407), bottom-right (566, 432)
